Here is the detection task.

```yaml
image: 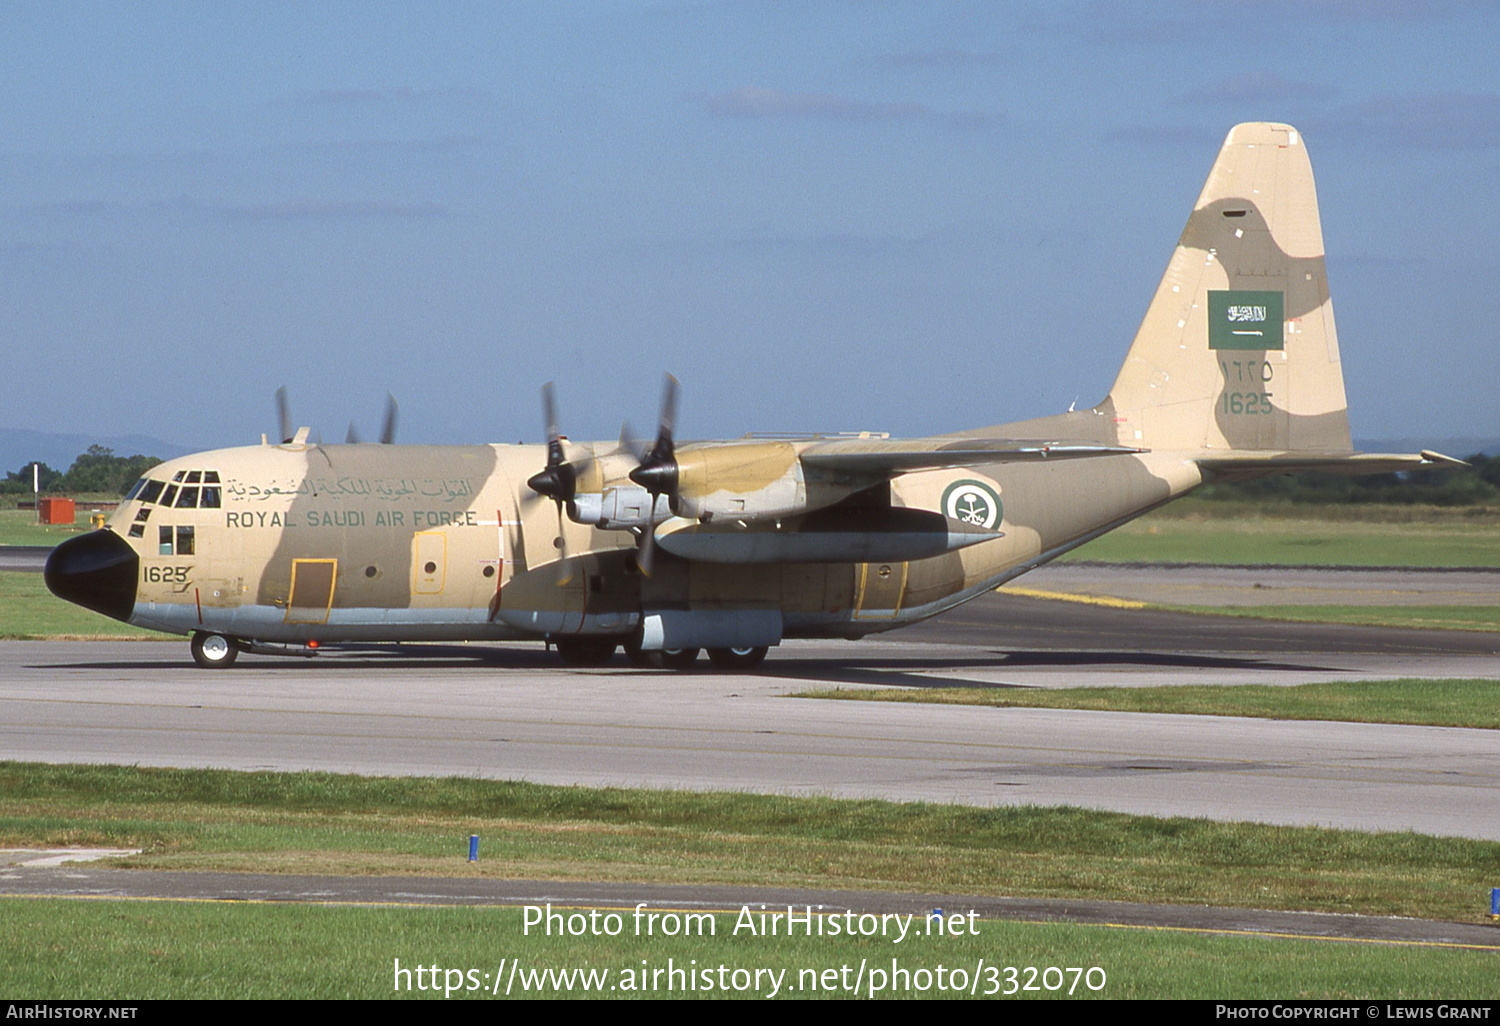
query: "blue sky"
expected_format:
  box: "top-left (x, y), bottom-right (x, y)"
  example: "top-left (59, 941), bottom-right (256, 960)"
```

top-left (3, 1), bottom-right (1497, 455)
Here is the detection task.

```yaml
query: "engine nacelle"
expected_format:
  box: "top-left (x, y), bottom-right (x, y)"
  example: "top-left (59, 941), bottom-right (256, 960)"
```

top-left (570, 486), bottom-right (673, 529)
top-left (671, 440), bottom-right (813, 521)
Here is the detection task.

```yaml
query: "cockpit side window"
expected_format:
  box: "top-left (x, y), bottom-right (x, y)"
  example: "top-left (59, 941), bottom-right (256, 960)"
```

top-left (124, 479), bottom-right (147, 502)
top-left (200, 486), bottom-right (221, 509)
top-left (139, 480), bottom-right (165, 505)
top-left (160, 484), bottom-right (179, 508)
top-left (175, 486), bottom-right (199, 508)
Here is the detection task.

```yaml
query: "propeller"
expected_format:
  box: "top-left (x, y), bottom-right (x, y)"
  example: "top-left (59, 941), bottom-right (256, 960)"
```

top-left (524, 382), bottom-right (594, 584)
top-left (627, 373), bottom-right (680, 576)
top-left (379, 393), bottom-right (399, 444)
top-left (344, 394), bottom-right (400, 445)
top-left (275, 387), bottom-right (294, 445)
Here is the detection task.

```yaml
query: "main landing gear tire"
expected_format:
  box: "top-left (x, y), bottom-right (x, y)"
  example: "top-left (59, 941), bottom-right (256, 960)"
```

top-left (621, 636), bottom-right (700, 671)
top-left (555, 638), bottom-right (618, 667)
top-left (621, 636), bottom-right (696, 669)
top-left (655, 647), bottom-right (700, 671)
top-left (706, 646), bottom-right (768, 671)
top-left (621, 637), bottom-right (655, 668)
top-left (190, 631), bottom-right (240, 669)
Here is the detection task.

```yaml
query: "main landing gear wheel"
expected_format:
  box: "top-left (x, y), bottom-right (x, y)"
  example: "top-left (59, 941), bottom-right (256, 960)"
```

top-left (622, 637), bottom-right (655, 668)
top-left (190, 631), bottom-right (239, 669)
top-left (655, 647), bottom-right (700, 671)
top-left (706, 646), bottom-right (768, 671)
top-left (555, 638), bottom-right (618, 667)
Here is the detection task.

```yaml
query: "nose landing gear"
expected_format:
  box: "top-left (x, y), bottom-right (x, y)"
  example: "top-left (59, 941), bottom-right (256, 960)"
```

top-left (190, 631), bottom-right (240, 669)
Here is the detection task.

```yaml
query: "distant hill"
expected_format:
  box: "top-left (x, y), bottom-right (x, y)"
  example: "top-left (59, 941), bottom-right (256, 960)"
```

top-left (0, 428), bottom-right (191, 476)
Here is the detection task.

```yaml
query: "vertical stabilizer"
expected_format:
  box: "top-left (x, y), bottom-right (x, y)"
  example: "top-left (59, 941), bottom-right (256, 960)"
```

top-left (1105, 122), bottom-right (1351, 453)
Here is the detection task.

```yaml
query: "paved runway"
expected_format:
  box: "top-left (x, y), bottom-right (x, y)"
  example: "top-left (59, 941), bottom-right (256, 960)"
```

top-left (3, 589), bottom-right (1498, 840)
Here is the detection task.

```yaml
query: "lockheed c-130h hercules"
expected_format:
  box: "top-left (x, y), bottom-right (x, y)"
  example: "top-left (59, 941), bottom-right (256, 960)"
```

top-left (45, 123), bottom-right (1458, 670)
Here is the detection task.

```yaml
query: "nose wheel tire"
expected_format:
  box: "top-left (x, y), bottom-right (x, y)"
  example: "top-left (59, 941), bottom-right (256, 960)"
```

top-left (706, 646), bottom-right (768, 671)
top-left (190, 631), bottom-right (240, 669)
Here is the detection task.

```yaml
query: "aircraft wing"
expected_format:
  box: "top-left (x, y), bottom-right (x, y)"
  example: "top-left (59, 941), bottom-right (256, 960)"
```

top-left (798, 437), bottom-right (1143, 474)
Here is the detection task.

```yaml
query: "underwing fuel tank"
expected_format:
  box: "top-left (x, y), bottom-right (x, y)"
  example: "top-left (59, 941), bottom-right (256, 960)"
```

top-left (654, 507), bottom-right (1000, 564)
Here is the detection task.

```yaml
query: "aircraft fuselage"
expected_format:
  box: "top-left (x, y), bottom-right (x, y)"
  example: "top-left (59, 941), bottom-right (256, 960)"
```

top-left (47, 438), bottom-right (1201, 653)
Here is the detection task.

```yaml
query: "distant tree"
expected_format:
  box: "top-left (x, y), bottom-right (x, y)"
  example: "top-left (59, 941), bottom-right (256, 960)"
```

top-left (0, 461), bottom-right (63, 495)
top-left (1197, 453), bottom-right (1499, 506)
top-left (57, 446), bottom-right (162, 496)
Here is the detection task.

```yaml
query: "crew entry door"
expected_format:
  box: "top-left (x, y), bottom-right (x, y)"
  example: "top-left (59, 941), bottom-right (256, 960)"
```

top-left (285, 559), bottom-right (337, 624)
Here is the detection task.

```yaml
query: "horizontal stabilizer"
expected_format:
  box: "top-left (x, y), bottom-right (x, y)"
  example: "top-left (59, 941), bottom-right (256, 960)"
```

top-left (1196, 450), bottom-right (1467, 476)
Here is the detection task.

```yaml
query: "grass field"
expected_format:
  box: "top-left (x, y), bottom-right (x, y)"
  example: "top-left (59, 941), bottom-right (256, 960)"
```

top-left (3, 900), bottom-right (1493, 999)
top-left (2, 762), bottom-right (1497, 925)
top-left (1159, 602), bottom-right (1500, 632)
top-left (799, 679), bottom-right (1500, 729)
top-left (0, 571), bottom-right (161, 639)
top-left (0, 506), bottom-right (109, 546)
top-left (1062, 499), bottom-right (1500, 567)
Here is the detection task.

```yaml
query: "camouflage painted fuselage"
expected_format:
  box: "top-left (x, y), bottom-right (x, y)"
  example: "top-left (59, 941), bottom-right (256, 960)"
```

top-left (112, 439), bottom-right (1199, 644)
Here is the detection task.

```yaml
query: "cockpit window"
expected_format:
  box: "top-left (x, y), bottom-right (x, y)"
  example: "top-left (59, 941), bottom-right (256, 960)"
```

top-left (137, 472), bottom-right (220, 507)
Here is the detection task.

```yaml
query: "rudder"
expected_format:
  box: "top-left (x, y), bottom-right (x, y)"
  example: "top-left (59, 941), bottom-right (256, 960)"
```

top-left (1105, 122), bottom-right (1351, 454)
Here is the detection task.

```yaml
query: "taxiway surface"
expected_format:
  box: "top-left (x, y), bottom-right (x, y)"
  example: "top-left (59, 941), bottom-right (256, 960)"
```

top-left (3, 589), bottom-right (1497, 840)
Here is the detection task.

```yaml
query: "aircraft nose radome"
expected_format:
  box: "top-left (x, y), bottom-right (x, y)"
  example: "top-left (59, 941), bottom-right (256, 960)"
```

top-left (44, 530), bottom-right (139, 623)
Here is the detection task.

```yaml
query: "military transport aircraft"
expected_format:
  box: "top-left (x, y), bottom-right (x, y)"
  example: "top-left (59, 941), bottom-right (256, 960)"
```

top-left (45, 122), bottom-right (1456, 670)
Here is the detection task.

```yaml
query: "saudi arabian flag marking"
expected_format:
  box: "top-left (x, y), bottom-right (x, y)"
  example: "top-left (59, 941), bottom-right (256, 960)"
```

top-left (1208, 290), bottom-right (1284, 350)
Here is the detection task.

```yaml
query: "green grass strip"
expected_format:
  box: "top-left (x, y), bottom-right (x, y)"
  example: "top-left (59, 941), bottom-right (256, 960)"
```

top-left (2, 901), bottom-right (1494, 999)
top-left (0, 571), bottom-right (162, 639)
top-left (1062, 500), bottom-right (1500, 567)
top-left (800, 679), bottom-right (1500, 730)
top-left (1, 762), bottom-right (1497, 924)
top-left (1156, 603), bottom-right (1500, 632)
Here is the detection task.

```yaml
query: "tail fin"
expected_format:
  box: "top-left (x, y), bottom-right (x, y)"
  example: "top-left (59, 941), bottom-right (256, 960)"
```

top-left (1105, 122), bottom-right (1351, 454)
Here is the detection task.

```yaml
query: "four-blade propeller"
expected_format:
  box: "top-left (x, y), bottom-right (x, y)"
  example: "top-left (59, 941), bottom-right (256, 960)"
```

top-left (526, 374), bottom-right (681, 579)
top-left (274, 389), bottom-right (399, 446)
top-left (626, 374), bottom-right (679, 576)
